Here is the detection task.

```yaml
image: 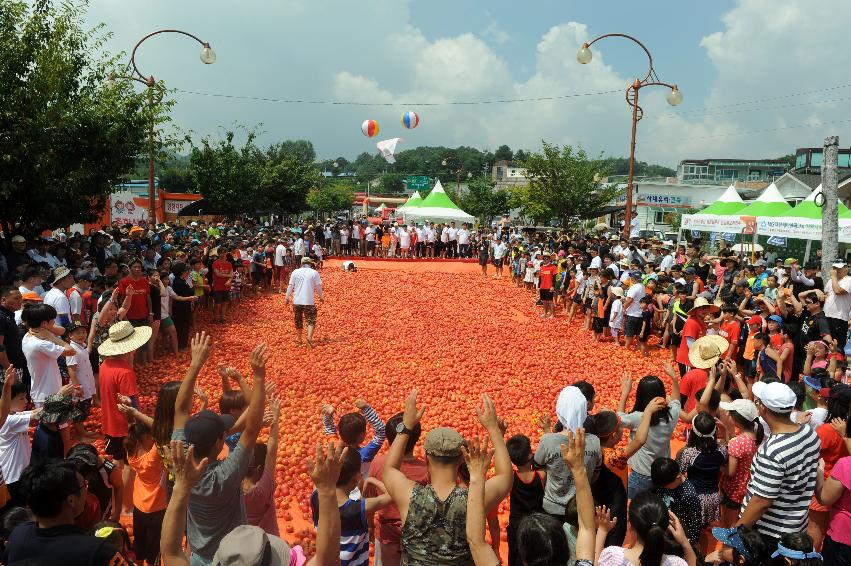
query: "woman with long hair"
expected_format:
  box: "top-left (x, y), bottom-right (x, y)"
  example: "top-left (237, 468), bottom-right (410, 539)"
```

top-left (618, 364), bottom-right (682, 499)
top-left (169, 262), bottom-right (196, 351)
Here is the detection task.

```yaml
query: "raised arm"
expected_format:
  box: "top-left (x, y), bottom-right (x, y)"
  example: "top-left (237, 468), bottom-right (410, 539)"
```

top-left (624, 397), bottom-right (666, 459)
top-left (239, 344), bottom-right (269, 451)
top-left (355, 399), bottom-right (385, 461)
top-left (463, 437), bottom-right (500, 566)
top-left (306, 442), bottom-right (346, 566)
top-left (382, 389), bottom-right (424, 524)
top-left (617, 372), bottom-right (632, 414)
top-left (664, 361), bottom-right (681, 402)
top-left (560, 430), bottom-right (595, 563)
top-left (161, 442), bottom-right (208, 566)
top-left (173, 332), bottom-right (213, 431)
top-left (0, 367), bottom-right (14, 431)
top-left (264, 400), bottom-right (281, 474)
top-left (476, 394), bottom-right (512, 513)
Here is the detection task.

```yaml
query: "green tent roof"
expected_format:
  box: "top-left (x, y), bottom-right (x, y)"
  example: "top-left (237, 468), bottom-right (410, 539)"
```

top-left (398, 191), bottom-right (423, 209)
top-left (419, 180), bottom-right (462, 209)
top-left (788, 185), bottom-right (851, 219)
top-left (699, 184), bottom-right (746, 215)
top-left (737, 183), bottom-right (792, 217)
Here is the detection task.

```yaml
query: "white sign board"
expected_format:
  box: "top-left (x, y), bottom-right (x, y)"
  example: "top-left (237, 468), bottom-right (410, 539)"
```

top-left (110, 191), bottom-right (148, 226)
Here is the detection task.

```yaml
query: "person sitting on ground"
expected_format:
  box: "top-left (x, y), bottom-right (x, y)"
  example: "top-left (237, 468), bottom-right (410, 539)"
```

top-left (341, 260), bottom-right (357, 272)
top-left (3, 459), bottom-right (131, 565)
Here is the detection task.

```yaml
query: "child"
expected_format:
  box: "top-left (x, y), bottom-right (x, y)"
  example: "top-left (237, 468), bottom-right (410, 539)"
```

top-left (190, 259), bottom-right (209, 307)
top-left (31, 387), bottom-right (80, 465)
top-left (244, 400), bottom-right (281, 536)
top-left (708, 525), bottom-right (770, 566)
top-left (718, 306), bottom-right (741, 362)
top-left (65, 323), bottom-right (98, 441)
top-left (310, 448), bottom-right (392, 565)
top-left (650, 457), bottom-right (703, 546)
top-left (506, 434), bottom-right (545, 566)
top-left (675, 411), bottom-right (727, 541)
top-left (754, 332), bottom-right (778, 379)
top-left (313, 242), bottom-right (324, 269)
top-left (742, 315), bottom-right (763, 378)
top-left (608, 287), bottom-right (624, 344)
top-left (217, 365), bottom-right (248, 451)
top-left (0, 375), bottom-right (33, 504)
top-left (124, 422), bottom-right (167, 566)
top-left (230, 264), bottom-right (243, 302)
top-left (801, 369), bottom-right (833, 429)
top-left (717, 398), bottom-right (762, 528)
top-left (523, 259), bottom-right (535, 290)
top-left (322, 399), bottom-right (386, 480)
top-left (638, 295), bottom-right (656, 357)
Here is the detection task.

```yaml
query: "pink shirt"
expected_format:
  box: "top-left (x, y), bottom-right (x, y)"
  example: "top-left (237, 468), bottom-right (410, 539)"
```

top-left (599, 546), bottom-right (687, 566)
top-left (828, 456), bottom-right (851, 546)
top-left (244, 469), bottom-right (279, 537)
top-left (720, 434), bottom-right (757, 504)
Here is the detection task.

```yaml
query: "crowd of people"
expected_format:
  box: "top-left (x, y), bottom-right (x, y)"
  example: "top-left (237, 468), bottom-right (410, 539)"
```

top-left (0, 219), bottom-right (849, 565)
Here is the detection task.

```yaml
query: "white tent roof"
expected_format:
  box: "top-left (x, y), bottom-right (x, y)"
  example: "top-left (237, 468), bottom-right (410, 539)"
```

top-left (402, 180), bottom-right (475, 222)
top-left (804, 184), bottom-right (822, 202)
top-left (753, 182), bottom-right (786, 203)
top-left (715, 184), bottom-right (744, 203)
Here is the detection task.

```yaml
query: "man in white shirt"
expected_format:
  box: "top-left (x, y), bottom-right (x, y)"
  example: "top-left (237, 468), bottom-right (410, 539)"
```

top-left (447, 222), bottom-right (459, 258)
top-left (659, 246), bottom-right (675, 273)
top-left (67, 271), bottom-right (93, 325)
top-left (622, 279), bottom-right (646, 349)
top-left (629, 212), bottom-right (640, 239)
top-left (27, 239), bottom-right (57, 269)
top-left (43, 267), bottom-right (73, 328)
top-left (824, 259), bottom-right (851, 349)
top-left (589, 249), bottom-right (602, 270)
top-left (426, 224), bottom-right (436, 258)
top-left (274, 240), bottom-right (288, 293)
top-left (398, 225), bottom-right (412, 258)
top-left (285, 257), bottom-right (324, 347)
top-left (491, 238), bottom-right (508, 279)
top-left (415, 225), bottom-right (426, 258)
top-left (293, 236), bottom-right (306, 264)
top-left (457, 223), bottom-right (471, 258)
top-left (351, 224), bottom-right (362, 257)
top-left (365, 225), bottom-right (376, 257)
top-left (440, 224), bottom-right (450, 258)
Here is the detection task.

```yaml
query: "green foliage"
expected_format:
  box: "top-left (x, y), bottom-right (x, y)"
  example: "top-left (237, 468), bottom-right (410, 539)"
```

top-left (306, 183), bottom-right (354, 216)
top-left (595, 157), bottom-right (675, 177)
top-left (519, 142), bottom-right (623, 226)
top-left (494, 145), bottom-right (513, 162)
top-left (379, 173), bottom-right (405, 193)
top-left (0, 0), bottom-right (158, 232)
top-left (774, 154), bottom-right (796, 169)
top-left (186, 130), bottom-right (319, 216)
top-left (459, 176), bottom-right (508, 224)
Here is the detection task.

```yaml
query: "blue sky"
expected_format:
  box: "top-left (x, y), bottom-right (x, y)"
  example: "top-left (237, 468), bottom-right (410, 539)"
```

top-left (83, 0), bottom-right (850, 167)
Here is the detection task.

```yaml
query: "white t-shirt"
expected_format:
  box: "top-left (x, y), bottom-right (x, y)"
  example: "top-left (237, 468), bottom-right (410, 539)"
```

top-left (590, 256), bottom-right (602, 269)
top-left (286, 267), bottom-right (323, 306)
top-left (293, 238), bottom-right (306, 256)
top-left (660, 254), bottom-right (675, 272)
top-left (342, 261), bottom-right (356, 271)
top-left (43, 287), bottom-right (70, 319)
top-left (492, 242), bottom-right (508, 260)
top-left (824, 276), bottom-right (851, 320)
top-left (441, 227), bottom-right (450, 243)
top-left (67, 341), bottom-right (96, 400)
top-left (27, 251), bottom-right (57, 268)
top-left (625, 282), bottom-right (646, 318)
top-left (365, 227), bottom-right (376, 242)
top-left (340, 229), bottom-right (349, 244)
top-left (427, 228), bottom-right (436, 243)
top-left (629, 216), bottom-right (640, 238)
top-left (415, 228), bottom-right (425, 241)
top-left (448, 228), bottom-right (458, 241)
top-left (609, 298), bottom-right (624, 330)
top-left (68, 287), bottom-right (84, 318)
top-left (457, 229), bottom-right (470, 245)
top-left (351, 226), bottom-right (361, 240)
top-left (274, 244), bottom-right (287, 267)
top-left (0, 412), bottom-right (33, 484)
top-left (313, 244), bottom-right (324, 258)
top-left (163, 286), bottom-right (173, 318)
top-left (22, 334), bottom-right (64, 404)
top-left (399, 230), bottom-right (411, 248)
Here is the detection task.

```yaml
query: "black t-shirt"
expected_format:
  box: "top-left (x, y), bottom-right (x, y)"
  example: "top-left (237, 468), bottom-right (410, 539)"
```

top-left (4, 522), bottom-right (129, 566)
top-left (0, 306), bottom-right (25, 368)
top-left (799, 310), bottom-right (831, 349)
top-left (693, 263), bottom-right (711, 284)
top-left (149, 283), bottom-right (161, 320)
top-left (792, 276), bottom-right (824, 300)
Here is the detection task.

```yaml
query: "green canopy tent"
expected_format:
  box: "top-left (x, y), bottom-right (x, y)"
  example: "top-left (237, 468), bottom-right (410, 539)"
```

top-left (403, 180), bottom-right (475, 223)
top-left (736, 183), bottom-right (793, 217)
top-left (698, 184), bottom-right (746, 215)
top-left (788, 185), bottom-right (851, 219)
top-left (397, 191), bottom-right (423, 209)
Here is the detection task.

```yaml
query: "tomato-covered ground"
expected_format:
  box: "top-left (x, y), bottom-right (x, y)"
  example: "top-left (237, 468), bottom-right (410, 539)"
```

top-left (128, 258), bottom-right (672, 556)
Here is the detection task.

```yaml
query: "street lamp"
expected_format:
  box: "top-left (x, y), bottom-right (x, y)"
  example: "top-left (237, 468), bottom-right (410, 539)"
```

top-left (577, 34), bottom-right (682, 238)
top-left (442, 158), bottom-right (470, 193)
top-left (111, 29), bottom-right (216, 223)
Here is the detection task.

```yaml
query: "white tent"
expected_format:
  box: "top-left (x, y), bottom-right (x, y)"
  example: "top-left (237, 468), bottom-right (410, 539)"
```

top-left (403, 180), bottom-right (475, 223)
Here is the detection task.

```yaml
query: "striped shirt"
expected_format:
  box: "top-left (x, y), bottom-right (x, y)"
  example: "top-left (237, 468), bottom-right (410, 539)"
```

top-left (311, 493), bottom-right (369, 566)
top-left (741, 423), bottom-right (820, 539)
top-left (323, 404), bottom-right (386, 478)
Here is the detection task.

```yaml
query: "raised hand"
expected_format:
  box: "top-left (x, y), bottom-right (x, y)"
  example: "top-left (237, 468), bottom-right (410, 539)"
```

top-left (190, 332), bottom-right (213, 367)
top-left (645, 397), bottom-right (667, 415)
top-left (321, 404), bottom-right (335, 417)
top-left (595, 505), bottom-right (618, 533)
top-left (403, 389), bottom-right (426, 429)
top-left (620, 372), bottom-right (633, 396)
top-left (354, 399), bottom-right (368, 410)
top-left (250, 344), bottom-right (269, 377)
top-left (537, 413), bottom-right (553, 434)
top-left (461, 436), bottom-right (494, 479)
top-left (559, 429), bottom-right (586, 471)
top-left (169, 441), bottom-right (208, 491)
top-left (474, 394), bottom-right (500, 431)
top-left (307, 441), bottom-right (347, 492)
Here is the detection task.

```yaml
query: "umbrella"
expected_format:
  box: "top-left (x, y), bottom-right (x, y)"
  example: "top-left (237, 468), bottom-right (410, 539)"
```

top-left (730, 243), bottom-right (763, 252)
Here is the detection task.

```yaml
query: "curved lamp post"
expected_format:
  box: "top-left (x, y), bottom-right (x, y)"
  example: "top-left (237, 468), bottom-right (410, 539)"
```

top-left (442, 158), bottom-right (472, 194)
top-left (110, 30), bottom-right (215, 222)
top-left (577, 34), bottom-right (682, 238)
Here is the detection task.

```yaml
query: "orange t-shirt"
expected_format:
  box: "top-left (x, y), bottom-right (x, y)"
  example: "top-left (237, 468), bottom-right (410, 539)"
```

top-left (128, 443), bottom-right (167, 513)
top-left (719, 320), bottom-right (741, 359)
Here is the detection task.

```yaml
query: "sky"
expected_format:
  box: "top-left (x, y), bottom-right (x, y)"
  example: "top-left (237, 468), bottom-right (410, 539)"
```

top-left (82, 0), bottom-right (851, 168)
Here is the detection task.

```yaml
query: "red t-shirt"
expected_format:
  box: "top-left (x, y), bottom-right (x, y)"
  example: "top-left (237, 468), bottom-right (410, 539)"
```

top-left (117, 276), bottom-right (150, 320)
top-left (539, 264), bottom-right (558, 290)
top-left (676, 317), bottom-right (706, 367)
top-left (769, 333), bottom-right (783, 349)
top-left (368, 452), bottom-right (430, 544)
top-left (719, 320), bottom-right (741, 359)
top-left (99, 357), bottom-right (139, 437)
top-left (211, 258), bottom-right (233, 292)
top-left (680, 368), bottom-right (709, 414)
top-left (778, 342), bottom-right (794, 383)
top-left (81, 290), bottom-right (99, 328)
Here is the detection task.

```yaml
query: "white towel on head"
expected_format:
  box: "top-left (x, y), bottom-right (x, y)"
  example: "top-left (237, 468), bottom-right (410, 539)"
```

top-left (556, 386), bottom-right (588, 433)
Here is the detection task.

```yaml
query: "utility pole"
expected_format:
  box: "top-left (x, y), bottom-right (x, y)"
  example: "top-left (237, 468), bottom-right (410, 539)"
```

top-left (821, 135), bottom-right (839, 278)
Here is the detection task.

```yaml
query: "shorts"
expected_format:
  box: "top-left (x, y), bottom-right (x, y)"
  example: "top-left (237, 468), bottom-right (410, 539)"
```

top-left (367, 241), bottom-right (376, 252)
top-left (572, 293), bottom-right (583, 305)
top-left (133, 507), bottom-right (165, 564)
top-left (539, 289), bottom-right (553, 301)
top-left (720, 492), bottom-right (741, 510)
top-left (104, 434), bottom-right (127, 461)
top-left (493, 258), bottom-right (504, 268)
top-left (479, 256), bottom-right (488, 266)
top-left (624, 315), bottom-right (643, 337)
top-left (639, 314), bottom-right (653, 342)
top-left (592, 317), bottom-right (606, 333)
top-left (74, 397), bottom-right (92, 423)
top-left (212, 290), bottom-right (230, 304)
top-left (293, 304), bottom-right (318, 329)
top-left (160, 316), bottom-right (174, 329)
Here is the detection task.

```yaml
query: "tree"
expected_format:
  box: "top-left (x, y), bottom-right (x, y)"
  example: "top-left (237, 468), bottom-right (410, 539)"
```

top-left (514, 149), bottom-right (530, 163)
top-left (520, 142), bottom-right (623, 226)
top-left (258, 150), bottom-right (316, 215)
top-left (159, 166), bottom-right (193, 193)
top-left (306, 183), bottom-right (354, 218)
top-left (0, 0), bottom-right (158, 233)
top-left (494, 145), bottom-right (513, 162)
top-left (379, 173), bottom-right (405, 193)
top-left (267, 140), bottom-right (316, 164)
top-left (460, 176), bottom-right (508, 224)
top-left (187, 130), bottom-right (264, 215)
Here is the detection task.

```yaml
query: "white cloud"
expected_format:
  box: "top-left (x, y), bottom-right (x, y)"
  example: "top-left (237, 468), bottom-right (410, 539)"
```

top-left (482, 20), bottom-right (511, 46)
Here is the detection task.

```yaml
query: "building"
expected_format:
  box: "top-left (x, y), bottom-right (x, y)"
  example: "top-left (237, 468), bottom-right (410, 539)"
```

top-left (491, 160), bottom-right (528, 189)
top-left (677, 157), bottom-right (789, 186)
top-left (773, 147), bottom-right (851, 203)
top-left (621, 178), bottom-right (730, 235)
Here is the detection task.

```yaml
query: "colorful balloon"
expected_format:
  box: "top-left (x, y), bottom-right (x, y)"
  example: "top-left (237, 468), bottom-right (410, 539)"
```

top-left (401, 111), bottom-right (419, 129)
top-left (361, 119), bottom-right (380, 137)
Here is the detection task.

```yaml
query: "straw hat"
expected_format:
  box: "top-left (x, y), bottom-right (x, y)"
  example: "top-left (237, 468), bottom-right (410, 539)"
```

top-left (688, 335), bottom-right (730, 369)
top-left (97, 321), bottom-right (152, 357)
top-left (687, 296), bottom-right (720, 316)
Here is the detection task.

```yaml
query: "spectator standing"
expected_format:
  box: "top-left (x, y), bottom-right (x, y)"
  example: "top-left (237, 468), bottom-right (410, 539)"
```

top-left (285, 257), bottom-right (324, 347)
top-left (824, 260), bottom-right (851, 349)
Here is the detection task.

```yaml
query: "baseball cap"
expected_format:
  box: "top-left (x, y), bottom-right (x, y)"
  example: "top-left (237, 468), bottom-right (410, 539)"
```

top-left (20, 292), bottom-right (42, 302)
top-left (185, 410), bottom-right (236, 451)
top-left (752, 381), bottom-right (797, 412)
top-left (712, 527), bottom-right (754, 562)
top-left (747, 315), bottom-right (763, 326)
top-left (833, 259), bottom-right (847, 268)
top-left (735, 280), bottom-right (749, 287)
top-left (74, 270), bottom-right (95, 282)
top-left (718, 399), bottom-right (758, 421)
top-left (424, 427), bottom-right (465, 458)
top-left (754, 259), bottom-right (768, 267)
top-left (767, 314), bottom-right (783, 326)
top-left (10, 235), bottom-right (26, 243)
top-left (684, 267), bottom-right (696, 274)
top-left (212, 525), bottom-right (306, 566)
top-left (784, 257), bottom-right (797, 266)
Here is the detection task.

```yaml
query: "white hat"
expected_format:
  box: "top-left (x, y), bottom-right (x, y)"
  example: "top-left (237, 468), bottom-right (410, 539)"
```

top-left (718, 398), bottom-right (759, 421)
top-left (611, 286), bottom-right (624, 297)
top-left (752, 381), bottom-right (797, 413)
top-left (52, 266), bottom-right (72, 283)
top-left (687, 335), bottom-right (729, 369)
top-left (97, 321), bottom-right (152, 357)
top-left (555, 386), bottom-right (588, 433)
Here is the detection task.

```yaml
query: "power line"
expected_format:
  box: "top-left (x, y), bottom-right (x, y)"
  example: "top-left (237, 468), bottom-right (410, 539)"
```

top-left (171, 86), bottom-right (623, 107)
top-left (643, 117), bottom-right (851, 145)
top-left (651, 94), bottom-right (851, 121)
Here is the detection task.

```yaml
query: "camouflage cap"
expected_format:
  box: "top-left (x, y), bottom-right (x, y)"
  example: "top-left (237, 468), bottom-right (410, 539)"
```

top-left (424, 427), bottom-right (465, 458)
